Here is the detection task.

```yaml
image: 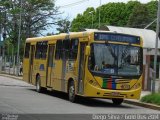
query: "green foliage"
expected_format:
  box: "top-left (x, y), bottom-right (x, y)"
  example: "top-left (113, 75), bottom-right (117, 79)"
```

top-left (127, 4), bottom-right (150, 28)
top-left (70, 1), bottom-right (158, 32)
top-left (147, 1), bottom-right (158, 19)
top-left (0, 0), bottom-right (60, 57)
top-left (98, 2), bottom-right (127, 26)
top-left (141, 93), bottom-right (160, 105)
top-left (71, 7), bottom-right (95, 31)
top-left (146, 1), bottom-right (158, 30)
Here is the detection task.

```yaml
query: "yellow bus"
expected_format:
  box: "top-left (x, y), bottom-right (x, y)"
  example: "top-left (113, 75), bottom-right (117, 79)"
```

top-left (23, 31), bottom-right (143, 105)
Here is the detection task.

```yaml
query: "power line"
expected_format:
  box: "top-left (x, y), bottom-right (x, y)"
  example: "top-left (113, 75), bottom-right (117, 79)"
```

top-left (59, 0), bottom-right (89, 8)
top-left (144, 18), bottom-right (157, 29)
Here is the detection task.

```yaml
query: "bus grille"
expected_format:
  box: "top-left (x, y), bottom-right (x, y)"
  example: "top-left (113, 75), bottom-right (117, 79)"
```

top-left (103, 92), bottom-right (127, 98)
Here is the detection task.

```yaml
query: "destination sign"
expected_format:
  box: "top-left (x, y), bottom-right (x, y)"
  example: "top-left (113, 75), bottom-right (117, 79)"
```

top-left (94, 33), bottom-right (140, 44)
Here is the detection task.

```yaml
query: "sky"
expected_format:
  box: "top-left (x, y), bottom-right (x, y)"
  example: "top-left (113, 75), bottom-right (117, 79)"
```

top-left (56, 0), bottom-right (152, 21)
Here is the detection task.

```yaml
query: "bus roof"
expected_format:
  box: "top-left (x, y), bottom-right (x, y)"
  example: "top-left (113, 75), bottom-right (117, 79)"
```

top-left (26, 31), bottom-right (93, 43)
top-left (26, 30), bottom-right (141, 43)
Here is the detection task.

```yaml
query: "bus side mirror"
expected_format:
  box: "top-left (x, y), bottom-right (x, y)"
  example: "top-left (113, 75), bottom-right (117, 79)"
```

top-left (85, 46), bottom-right (90, 56)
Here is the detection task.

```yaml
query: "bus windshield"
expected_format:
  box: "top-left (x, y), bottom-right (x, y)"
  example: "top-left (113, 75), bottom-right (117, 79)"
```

top-left (89, 43), bottom-right (142, 76)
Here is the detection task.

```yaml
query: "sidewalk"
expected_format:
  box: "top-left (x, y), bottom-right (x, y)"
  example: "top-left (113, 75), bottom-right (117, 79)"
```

top-left (0, 73), bottom-right (160, 111)
top-left (0, 73), bottom-right (22, 81)
top-left (124, 91), bottom-right (160, 111)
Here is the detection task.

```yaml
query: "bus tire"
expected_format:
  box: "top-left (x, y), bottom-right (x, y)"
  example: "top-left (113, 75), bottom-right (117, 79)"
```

top-left (68, 81), bottom-right (76, 102)
top-left (112, 98), bottom-right (123, 105)
top-left (36, 75), bottom-right (42, 93)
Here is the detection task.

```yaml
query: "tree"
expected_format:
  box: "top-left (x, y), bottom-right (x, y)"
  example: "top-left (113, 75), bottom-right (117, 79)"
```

top-left (97, 2), bottom-right (127, 27)
top-left (125, 1), bottom-right (141, 15)
top-left (0, 0), bottom-right (61, 57)
top-left (71, 7), bottom-right (95, 31)
top-left (56, 19), bottom-right (70, 33)
top-left (146, 1), bottom-right (158, 30)
top-left (70, 2), bottom-right (140, 31)
top-left (127, 4), bottom-right (150, 28)
top-left (22, 0), bottom-right (60, 38)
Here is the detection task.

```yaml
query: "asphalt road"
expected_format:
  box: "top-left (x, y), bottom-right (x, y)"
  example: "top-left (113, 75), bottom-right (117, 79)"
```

top-left (0, 76), bottom-right (159, 120)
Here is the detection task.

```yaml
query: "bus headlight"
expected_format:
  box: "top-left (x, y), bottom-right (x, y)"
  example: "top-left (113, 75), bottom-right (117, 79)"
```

top-left (133, 83), bottom-right (141, 89)
top-left (120, 84), bottom-right (130, 89)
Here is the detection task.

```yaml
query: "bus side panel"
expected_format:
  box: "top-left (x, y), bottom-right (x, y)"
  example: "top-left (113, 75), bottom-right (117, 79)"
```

top-left (52, 60), bottom-right (62, 91)
top-left (39, 60), bottom-right (47, 88)
top-left (64, 60), bottom-right (78, 93)
top-left (46, 44), bottom-right (55, 88)
top-left (31, 59), bottom-right (37, 85)
top-left (33, 59), bottom-right (47, 88)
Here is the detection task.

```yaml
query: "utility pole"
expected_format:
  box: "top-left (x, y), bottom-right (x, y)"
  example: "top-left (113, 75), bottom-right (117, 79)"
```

top-left (16, 0), bottom-right (22, 76)
top-left (152, 0), bottom-right (160, 93)
top-left (89, 11), bottom-right (94, 28)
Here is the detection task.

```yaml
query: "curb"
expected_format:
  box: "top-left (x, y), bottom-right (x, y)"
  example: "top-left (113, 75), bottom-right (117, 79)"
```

top-left (0, 73), bottom-right (22, 81)
top-left (0, 73), bottom-right (160, 111)
top-left (124, 100), bottom-right (160, 111)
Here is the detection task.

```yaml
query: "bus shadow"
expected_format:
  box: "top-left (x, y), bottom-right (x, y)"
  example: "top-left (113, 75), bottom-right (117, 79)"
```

top-left (75, 97), bottom-right (132, 108)
top-left (29, 88), bottom-right (133, 108)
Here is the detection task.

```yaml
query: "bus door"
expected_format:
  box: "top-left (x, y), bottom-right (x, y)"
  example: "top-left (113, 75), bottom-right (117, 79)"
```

top-left (52, 40), bottom-right (63, 91)
top-left (29, 45), bottom-right (35, 83)
top-left (23, 43), bottom-right (30, 83)
top-left (77, 42), bottom-right (87, 94)
top-left (46, 45), bottom-right (55, 87)
top-left (61, 39), bottom-right (70, 92)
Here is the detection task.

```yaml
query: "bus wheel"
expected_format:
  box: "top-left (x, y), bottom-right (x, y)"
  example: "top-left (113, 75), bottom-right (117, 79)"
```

top-left (112, 98), bottom-right (123, 105)
top-left (68, 81), bottom-right (76, 102)
top-left (36, 75), bottom-right (42, 93)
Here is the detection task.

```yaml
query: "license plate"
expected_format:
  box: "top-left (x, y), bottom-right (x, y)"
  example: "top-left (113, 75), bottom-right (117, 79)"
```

top-left (111, 92), bottom-right (120, 96)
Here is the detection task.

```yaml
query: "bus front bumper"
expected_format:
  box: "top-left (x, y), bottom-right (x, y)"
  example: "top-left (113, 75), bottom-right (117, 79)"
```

top-left (83, 83), bottom-right (141, 100)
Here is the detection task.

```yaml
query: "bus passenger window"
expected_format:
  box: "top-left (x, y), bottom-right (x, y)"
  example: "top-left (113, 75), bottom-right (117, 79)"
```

top-left (41, 42), bottom-right (48, 59)
top-left (35, 42), bottom-right (41, 59)
top-left (55, 40), bottom-right (62, 60)
top-left (35, 41), bottom-right (48, 59)
top-left (69, 39), bottom-right (79, 60)
top-left (24, 43), bottom-right (30, 58)
top-left (63, 39), bottom-right (70, 60)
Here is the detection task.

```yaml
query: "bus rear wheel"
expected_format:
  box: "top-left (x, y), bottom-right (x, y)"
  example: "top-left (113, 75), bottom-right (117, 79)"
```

top-left (68, 81), bottom-right (76, 102)
top-left (112, 98), bottom-right (123, 105)
top-left (36, 75), bottom-right (42, 93)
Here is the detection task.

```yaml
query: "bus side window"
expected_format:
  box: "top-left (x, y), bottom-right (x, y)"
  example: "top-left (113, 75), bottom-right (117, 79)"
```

top-left (55, 40), bottom-right (62, 60)
top-left (24, 43), bottom-right (30, 58)
top-left (35, 42), bottom-right (41, 59)
top-left (41, 41), bottom-right (48, 59)
top-left (69, 39), bottom-right (79, 60)
top-left (35, 41), bottom-right (48, 59)
top-left (63, 39), bottom-right (70, 60)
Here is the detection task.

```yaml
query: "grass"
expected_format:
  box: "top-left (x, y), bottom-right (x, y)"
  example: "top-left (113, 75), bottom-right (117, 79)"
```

top-left (141, 93), bottom-right (160, 106)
